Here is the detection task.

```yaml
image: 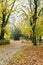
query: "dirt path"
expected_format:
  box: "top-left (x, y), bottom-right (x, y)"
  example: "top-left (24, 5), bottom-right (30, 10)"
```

top-left (7, 42), bottom-right (43, 65)
top-left (0, 40), bottom-right (25, 65)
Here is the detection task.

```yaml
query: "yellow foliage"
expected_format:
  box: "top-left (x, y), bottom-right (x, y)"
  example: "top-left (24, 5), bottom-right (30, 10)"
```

top-left (36, 16), bottom-right (43, 36)
top-left (18, 21), bottom-right (32, 37)
top-left (3, 27), bottom-right (11, 39)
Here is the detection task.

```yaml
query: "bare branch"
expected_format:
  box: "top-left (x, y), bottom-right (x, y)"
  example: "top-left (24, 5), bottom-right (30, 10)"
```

top-left (4, 0), bottom-right (16, 27)
top-left (38, 8), bottom-right (43, 16)
top-left (19, 8), bottom-right (29, 19)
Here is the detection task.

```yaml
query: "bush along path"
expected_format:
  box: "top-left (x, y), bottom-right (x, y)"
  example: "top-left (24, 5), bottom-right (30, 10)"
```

top-left (0, 40), bottom-right (26, 65)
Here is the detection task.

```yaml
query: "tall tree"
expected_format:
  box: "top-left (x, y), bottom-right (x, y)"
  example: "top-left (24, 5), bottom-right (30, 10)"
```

top-left (19, 0), bottom-right (43, 45)
top-left (0, 0), bottom-right (17, 39)
top-left (30, 0), bottom-right (43, 45)
top-left (31, 0), bottom-right (38, 45)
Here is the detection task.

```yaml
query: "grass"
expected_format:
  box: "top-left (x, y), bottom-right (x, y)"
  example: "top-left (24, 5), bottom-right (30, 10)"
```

top-left (0, 40), bottom-right (10, 45)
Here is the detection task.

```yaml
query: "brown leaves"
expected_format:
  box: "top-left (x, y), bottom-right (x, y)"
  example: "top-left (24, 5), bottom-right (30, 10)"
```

top-left (8, 44), bottom-right (43, 65)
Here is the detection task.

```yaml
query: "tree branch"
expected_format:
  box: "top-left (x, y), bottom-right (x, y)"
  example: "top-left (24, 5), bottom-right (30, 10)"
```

top-left (4, 0), bottom-right (16, 27)
top-left (38, 8), bottom-right (43, 16)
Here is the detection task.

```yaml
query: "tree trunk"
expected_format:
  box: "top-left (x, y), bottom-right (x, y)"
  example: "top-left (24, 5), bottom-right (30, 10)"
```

top-left (32, 24), bottom-right (37, 45)
top-left (39, 36), bottom-right (41, 41)
top-left (39, 36), bottom-right (42, 45)
top-left (0, 13), bottom-right (5, 40)
top-left (32, 0), bottom-right (38, 45)
top-left (30, 31), bottom-right (33, 40)
top-left (0, 27), bottom-right (4, 40)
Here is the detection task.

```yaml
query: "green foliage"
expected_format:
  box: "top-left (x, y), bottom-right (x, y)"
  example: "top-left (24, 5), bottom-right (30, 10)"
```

top-left (10, 27), bottom-right (22, 40)
top-left (21, 34), bottom-right (29, 40)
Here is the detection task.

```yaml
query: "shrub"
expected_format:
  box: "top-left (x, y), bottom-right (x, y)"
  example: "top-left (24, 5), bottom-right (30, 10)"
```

top-left (0, 40), bottom-right (10, 45)
top-left (10, 27), bottom-right (22, 40)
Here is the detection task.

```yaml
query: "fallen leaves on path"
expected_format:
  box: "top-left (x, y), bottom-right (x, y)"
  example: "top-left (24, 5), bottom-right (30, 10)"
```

top-left (7, 43), bottom-right (43, 65)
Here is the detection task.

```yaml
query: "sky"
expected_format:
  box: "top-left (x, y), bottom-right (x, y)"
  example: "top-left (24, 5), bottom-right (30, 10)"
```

top-left (9, 0), bottom-right (43, 30)
top-left (9, 0), bottom-right (27, 29)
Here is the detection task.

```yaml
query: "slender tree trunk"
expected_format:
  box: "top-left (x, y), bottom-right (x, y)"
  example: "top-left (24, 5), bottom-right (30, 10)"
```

top-left (32, 18), bottom-right (37, 45)
top-left (0, 13), bottom-right (5, 40)
top-left (39, 36), bottom-right (42, 42)
top-left (39, 35), bottom-right (42, 45)
top-left (30, 31), bottom-right (33, 40)
top-left (32, 0), bottom-right (38, 45)
top-left (0, 28), bottom-right (4, 40)
top-left (32, 23), bottom-right (37, 45)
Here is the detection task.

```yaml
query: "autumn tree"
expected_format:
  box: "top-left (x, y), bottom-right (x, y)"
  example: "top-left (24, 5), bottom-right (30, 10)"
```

top-left (0, 0), bottom-right (17, 39)
top-left (30, 0), bottom-right (43, 45)
top-left (16, 19), bottom-right (32, 39)
top-left (36, 16), bottom-right (43, 43)
top-left (19, 0), bottom-right (43, 45)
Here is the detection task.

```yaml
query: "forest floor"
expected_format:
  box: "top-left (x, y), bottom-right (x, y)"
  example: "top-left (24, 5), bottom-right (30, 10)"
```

top-left (7, 40), bottom-right (43, 65)
top-left (0, 40), bottom-right (26, 65)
